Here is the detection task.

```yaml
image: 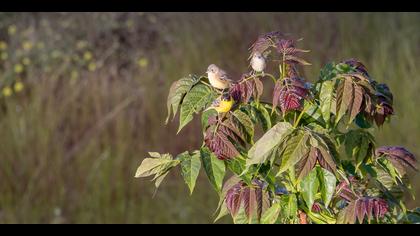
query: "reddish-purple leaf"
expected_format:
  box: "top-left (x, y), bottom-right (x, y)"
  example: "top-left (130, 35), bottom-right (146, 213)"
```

top-left (342, 58), bottom-right (370, 77)
top-left (349, 84), bottom-right (364, 123)
top-left (273, 77), bottom-right (309, 113)
top-left (249, 31), bottom-right (286, 56)
top-left (311, 202), bottom-right (322, 213)
top-left (225, 182), bottom-right (243, 217)
top-left (375, 146), bottom-right (417, 173)
top-left (296, 147), bottom-right (318, 180)
top-left (341, 197), bottom-right (389, 224)
top-left (229, 75), bottom-right (262, 104)
top-left (224, 179), bottom-right (269, 222)
top-left (204, 127), bottom-right (240, 160)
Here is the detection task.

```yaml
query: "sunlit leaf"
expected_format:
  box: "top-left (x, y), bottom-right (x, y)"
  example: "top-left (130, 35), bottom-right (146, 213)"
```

top-left (261, 202), bottom-right (281, 224)
top-left (166, 75), bottom-right (199, 124)
top-left (319, 80), bottom-right (334, 126)
top-left (316, 166), bottom-right (336, 207)
top-left (277, 130), bottom-right (310, 175)
top-left (179, 151), bottom-right (201, 195)
top-left (178, 84), bottom-right (216, 133)
top-left (231, 110), bottom-right (254, 144)
top-left (200, 147), bottom-right (226, 193)
top-left (300, 168), bottom-right (319, 210)
top-left (247, 122), bottom-right (293, 167)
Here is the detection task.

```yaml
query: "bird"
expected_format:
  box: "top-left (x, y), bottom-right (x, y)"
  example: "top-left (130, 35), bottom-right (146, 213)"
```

top-left (206, 64), bottom-right (233, 90)
top-left (250, 52), bottom-right (266, 73)
top-left (205, 93), bottom-right (234, 114)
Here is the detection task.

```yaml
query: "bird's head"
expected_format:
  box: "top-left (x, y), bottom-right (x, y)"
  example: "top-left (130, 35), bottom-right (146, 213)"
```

top-left (207, 64), bottom-right (219, 74)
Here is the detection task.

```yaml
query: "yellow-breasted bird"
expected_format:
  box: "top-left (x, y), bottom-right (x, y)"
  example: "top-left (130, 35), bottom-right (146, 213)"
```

top-left (205, 93), bottom-right (234, 114)
top-left (206, 64), bottom-right (233, 90)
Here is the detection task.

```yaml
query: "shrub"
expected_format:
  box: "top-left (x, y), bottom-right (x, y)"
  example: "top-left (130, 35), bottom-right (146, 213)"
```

top-left (135, 31), bottom-right (418, 224)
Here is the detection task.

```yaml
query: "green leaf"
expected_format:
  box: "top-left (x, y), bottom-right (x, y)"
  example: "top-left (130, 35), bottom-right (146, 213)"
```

top-left (261, 202), bottom-right (281, 224)
top-left (307, 210), bottom-right (337, 224)
top-left (214, 201), bottom-right (229, 222)
top-left (233, 205), bottom-right (249, 224)
top-left (356, 137), bottom-right (369, 169)
top-left (201, 109), bottom-right (217, 129)
top-left (231, 109), bottom-right (254, 144)
top-left (281, 194), bottom-right (298, 219)
top-left (277, 130), bottom-right (310, 176)
top-left (200, 147), bottom-right (226, 193)
top-left (247, 122), bottom-right (293, 167)
top-left (251, 104), bottom-right (272, 132)
top-left (226, 158), bottom-right (252, 185)
top-left (178, 84), bottom-right (216, 133)
top-left (154, 171), bottom-right (169, 189)
top-left (300, 168), bottom-right (319, 210)
top-left (179, 151), bottom-right (201, 195)
top-left (135, 153), bottom-right (180, 190)
top-left (316, 167), bottom-right (336, 207)
top-left (303, 100), bottom-right (324, 125)
top-left (135, 155), bottom-right (178, 178)
top-left (166, 75), bottom-right (198, 124)
top-left (319, 80), bottom-right (334, 127)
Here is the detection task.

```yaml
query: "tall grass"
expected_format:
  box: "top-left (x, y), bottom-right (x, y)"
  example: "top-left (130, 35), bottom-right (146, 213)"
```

top-left (0, 12), bottom-right (418, 223)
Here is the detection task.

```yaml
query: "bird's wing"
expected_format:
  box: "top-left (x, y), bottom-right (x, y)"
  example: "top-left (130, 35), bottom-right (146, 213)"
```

top-left (219, 70), bottom-right (233, 83)
top-left (211, 96), bottom-right (221, 107)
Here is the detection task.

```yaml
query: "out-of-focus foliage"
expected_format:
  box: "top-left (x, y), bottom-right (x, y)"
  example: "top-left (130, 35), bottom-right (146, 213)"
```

top-left (0, 12), bottom-right (419, 223)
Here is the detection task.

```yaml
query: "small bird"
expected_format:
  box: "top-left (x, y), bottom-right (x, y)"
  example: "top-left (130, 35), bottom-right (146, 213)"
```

top-left (206, 64), bottom-right (233, 90)
top-left (205, 93), bottom-right (234, 114)
top-left (250, 52), bottom-right (266, 73)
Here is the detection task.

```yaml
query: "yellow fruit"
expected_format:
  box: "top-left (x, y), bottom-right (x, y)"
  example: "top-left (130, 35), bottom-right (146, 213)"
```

top-left (71, 70), bottom-right (79, 79)
top-left (8, 25), bottom-right (17, 35)
top-left (14, 64), bottom-right (24, 74)
top-left (23, 57), bottom-right (31, 66)
top-left (138, 58), bottom-right (149, 68)
top-left (83, 51), bottom-right (93, 61)
top-left (37, 42), bottom-right (45, 50)
top-left (22, 41), bottom-right (33, 51)
top-left (14, 82), bottom-right (24, 93)
top-left (88, 62), bottom-right (97, 71)
top-left (2, 86), bottom-right (13, 97)
top-left (0, 41), bottom-right (7, 50)
top-left (76, 40), bottom-right (88, 50)
top-left (1, 52), bottom-right (8, 60)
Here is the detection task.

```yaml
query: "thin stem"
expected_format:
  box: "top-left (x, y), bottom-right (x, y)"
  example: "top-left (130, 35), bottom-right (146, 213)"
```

top-left (200, 80), bottom-right (212, 87)
top-left (293, 105), bottom-right (309, 128)
top-left (282, 52), bottom-right (286, 80)
top-left (264, 73), bottom-right (277, 84)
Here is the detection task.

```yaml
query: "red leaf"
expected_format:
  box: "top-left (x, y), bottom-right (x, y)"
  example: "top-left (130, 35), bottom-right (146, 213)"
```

top-left (375, 146), bottom-right (417, 172)
top-left (342, 58), bottom-right (370, 77)
top-left (273, 77), bottom-right (309, 113)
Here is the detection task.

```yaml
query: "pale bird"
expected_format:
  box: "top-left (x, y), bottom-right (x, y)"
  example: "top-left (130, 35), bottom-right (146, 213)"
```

top-left (206, 64), bottom-right (233, 90)
top-left (250, 52), bottom-right (266, 73)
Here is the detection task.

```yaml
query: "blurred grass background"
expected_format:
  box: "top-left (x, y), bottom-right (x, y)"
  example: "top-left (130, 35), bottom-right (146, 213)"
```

top-left (0, 12), bottom-right (419, 223)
